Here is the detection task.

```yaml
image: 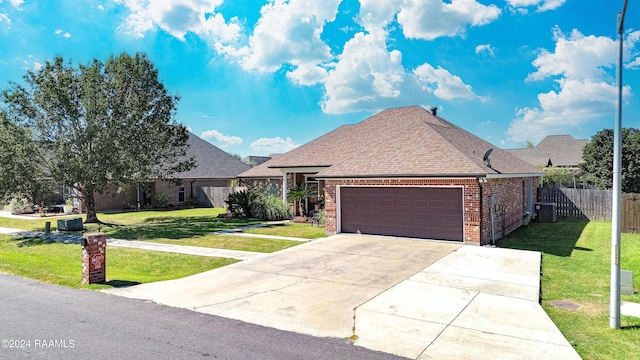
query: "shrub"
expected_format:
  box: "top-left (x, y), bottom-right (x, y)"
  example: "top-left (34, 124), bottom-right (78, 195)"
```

top-left (225, 189), bottom-right (259, 218)
top-left (152, 192), bottom-right (170, 208)
top-left (251, 194), bottom-right (291, 221)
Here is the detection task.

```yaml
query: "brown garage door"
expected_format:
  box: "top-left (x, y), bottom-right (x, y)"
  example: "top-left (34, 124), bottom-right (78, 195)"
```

top-left (340, 187), bottom-right (463, 241)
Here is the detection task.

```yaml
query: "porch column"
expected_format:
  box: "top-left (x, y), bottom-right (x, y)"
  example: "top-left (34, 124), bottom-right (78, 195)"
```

top-left (282, 172), bottom-right (288, 204)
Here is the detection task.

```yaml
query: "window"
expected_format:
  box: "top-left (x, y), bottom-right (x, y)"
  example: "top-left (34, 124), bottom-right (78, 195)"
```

top-left (178, 186), bottom-right (185, 202)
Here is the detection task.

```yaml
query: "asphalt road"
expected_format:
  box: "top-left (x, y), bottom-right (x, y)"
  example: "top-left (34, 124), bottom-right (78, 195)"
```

top-left (0, 274), bottom-right (406, 360)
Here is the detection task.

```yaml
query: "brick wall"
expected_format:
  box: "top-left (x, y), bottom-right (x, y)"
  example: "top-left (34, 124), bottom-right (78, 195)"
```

top-left (242, 178), bottom-right (284, 197)
top-left (92, 185), bottom-right (132, 211)
top-left (480, 177), bottom-right (539, 244)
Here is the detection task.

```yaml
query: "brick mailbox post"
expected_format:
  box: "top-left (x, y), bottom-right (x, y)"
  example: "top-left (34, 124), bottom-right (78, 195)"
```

top-left (81, 232), bottom-right (106, 284)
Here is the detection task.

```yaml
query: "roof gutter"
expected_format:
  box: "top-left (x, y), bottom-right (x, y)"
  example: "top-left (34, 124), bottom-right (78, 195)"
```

top-left (314, 175), bottom-right (486, 181)
top-left (485, 173), bottom-right (543, 179)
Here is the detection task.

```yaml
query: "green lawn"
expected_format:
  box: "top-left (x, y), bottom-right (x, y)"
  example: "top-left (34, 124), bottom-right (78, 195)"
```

top-left (0, 234), bottom-right (237, 290)
top-left (151, 234), bottom-right (302, 253)
top-left (244, 222), bottom-right (328, 239)
top-left (0, 208), bottom-right (308, 288)
top-left (498, 220), bottom-right (640, 360)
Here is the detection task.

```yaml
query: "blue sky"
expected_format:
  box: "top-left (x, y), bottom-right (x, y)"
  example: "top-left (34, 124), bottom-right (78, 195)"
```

top-left (1, 0), bottom-right (639, 157)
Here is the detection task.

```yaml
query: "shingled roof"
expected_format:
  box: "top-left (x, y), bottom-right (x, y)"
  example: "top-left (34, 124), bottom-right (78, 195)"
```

top-left (505, 135), bottom-right (589, 168)
top-left (260, 106), bottom-right (542, 178)
top-left (175, 132), bottom-right (250, 179)
top-left (237, 155), bottom-right (283, 178)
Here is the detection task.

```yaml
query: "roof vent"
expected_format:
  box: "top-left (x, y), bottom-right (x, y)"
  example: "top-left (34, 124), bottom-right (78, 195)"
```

top-left (430, 107), bottom-right (438, 116)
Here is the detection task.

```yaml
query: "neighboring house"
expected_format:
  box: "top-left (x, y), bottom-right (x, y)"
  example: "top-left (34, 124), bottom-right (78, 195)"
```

top-left (505, 135), bottom-right (589, 170)
top-left (239, 154), bottom-right (292, 198)
top-left (91, 132), bottom-right (250, 211)
top-left (243, 155), bottom-right (274, 166)
top-left (240, 106), bottom-right (543, 245)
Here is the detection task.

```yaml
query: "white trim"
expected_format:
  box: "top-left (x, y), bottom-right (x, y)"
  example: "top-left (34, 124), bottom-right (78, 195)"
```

top-left (277, 167), bottom-right (328, 174)
top-left (336, 184), bottom-right (465, 242)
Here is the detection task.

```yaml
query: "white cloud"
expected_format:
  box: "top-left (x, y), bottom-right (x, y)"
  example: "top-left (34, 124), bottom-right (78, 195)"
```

top-left (321, 32), bottom-right (407, 114)
top-left (396, 0), bottom-right (501, 40)
top-left (55, 29), bottom-right (71, 38)
top-left (0, 13), bottom-right (10, 25)
top-left (114, 0), bottom-right (487, 115)
top-left (536, 0), bottom-right (566, 12)
top-left (527, 28), bottom-right (618, 82)
top-left (413, 63), bottom-right (479, 101)
top-left (9, 0), bottom-right (23, 10)
top-left (33, 61), bottom-right (43, 71)
top-left (241, 0), bottom-right (340, 73)
top-left (507, 28), bottom-right (637, 144)
top-left (116, 0), bottom-right (243, 57)
top-left (475, 44), bottom-right (494, 56)
top-left (358, 0), bottom-right (501, 41)
top-left (286, 64), bottom-right (328, 86)
top-left (200, 129), bottom-right (243, 147)
top-left (627, 57), bottom-right (640, 70)
top-left (321, 30), bottom-right (481, 114)
top-left (250, 136), bottom-right (299, 153)
top-left (506, 0), bottom-right (566, 12)
top-left (98, 5), bottom-right (105, 11)
top-left (357, 0), bottom-right (403, 32)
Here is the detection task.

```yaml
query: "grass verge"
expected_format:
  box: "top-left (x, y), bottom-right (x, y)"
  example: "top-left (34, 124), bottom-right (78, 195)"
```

top-left (151, 234), bottom-right (302, 253)
top-left (244, 222), bottom-right (328, 239)
top-left (498, 220), bottom-right (640, 360)
top-left (0, 234), bottom-right (237, 290)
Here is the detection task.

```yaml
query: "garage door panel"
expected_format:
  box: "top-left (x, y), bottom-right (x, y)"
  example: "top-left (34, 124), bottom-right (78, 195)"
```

top-left (340, 187), bottom-right (463, 242)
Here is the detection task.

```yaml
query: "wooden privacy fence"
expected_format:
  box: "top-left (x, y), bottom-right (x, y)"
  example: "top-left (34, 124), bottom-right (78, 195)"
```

top-left (195, 186), bottom-right (246, 209)
top-left (537, 187), bottom-right (640, 233)
top-left (622, 193), bottom-right (640, 233)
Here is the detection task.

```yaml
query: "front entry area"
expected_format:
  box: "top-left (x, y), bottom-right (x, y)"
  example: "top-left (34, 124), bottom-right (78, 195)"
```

top-left (339, 186), bottom-right (464, 241)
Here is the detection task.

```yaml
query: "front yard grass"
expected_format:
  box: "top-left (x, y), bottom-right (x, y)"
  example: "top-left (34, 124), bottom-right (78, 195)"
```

top-left (151, 234), bottom-right (301, 253)
top-left (0, 208), bottom-right (308, 288)
top-left (244, 222), bottom-right (328, 239)
top-left (498, 220), bottom-right (640, 360)
top-left (0, 234), bottom-right (237, 290)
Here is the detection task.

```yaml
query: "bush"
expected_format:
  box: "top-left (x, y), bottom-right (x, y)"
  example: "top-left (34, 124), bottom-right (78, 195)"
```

top-left (152, 192), bottom-right (170, 208)
top-left (251, 194), bottom-right (291, 221)
top-left (225, 189), bottom-right (259, 218)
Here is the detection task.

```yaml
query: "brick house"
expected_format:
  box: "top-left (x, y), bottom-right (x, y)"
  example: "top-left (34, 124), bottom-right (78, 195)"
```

top-left (240, 106), bottom-right (542, 245)
top-left (504, 135), bottom-right (589, 169)
top-left (90, 132), bottom-right (250, 211)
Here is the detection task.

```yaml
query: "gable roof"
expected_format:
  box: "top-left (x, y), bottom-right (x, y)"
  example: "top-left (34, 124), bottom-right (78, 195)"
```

top-left (259, 106), bottom-right (542, 178)
top-left (175, 132), bottom-right (250, 179)
top-left (505, 135), bottom-right (589, 168)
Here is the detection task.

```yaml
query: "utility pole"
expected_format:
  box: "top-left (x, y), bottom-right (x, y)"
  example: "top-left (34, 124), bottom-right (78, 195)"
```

top-left (611, 0), bottom-right (629, 329)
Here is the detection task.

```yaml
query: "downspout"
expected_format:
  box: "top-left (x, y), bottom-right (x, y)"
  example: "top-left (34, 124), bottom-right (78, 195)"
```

top-left (478, 177), bottom-right (484, 245)
top-left (190, 179), bottom-right (196, 200)
top-left (490, 196), bottom-right (497, 246)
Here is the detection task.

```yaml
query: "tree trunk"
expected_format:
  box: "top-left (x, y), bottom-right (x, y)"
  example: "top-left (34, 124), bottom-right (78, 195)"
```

top-left (83, 188), bottom-right (100, 223)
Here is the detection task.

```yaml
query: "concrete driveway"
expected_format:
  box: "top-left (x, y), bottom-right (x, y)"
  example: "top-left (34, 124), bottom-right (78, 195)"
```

top-left (104, 235), bottom-right (580, 359)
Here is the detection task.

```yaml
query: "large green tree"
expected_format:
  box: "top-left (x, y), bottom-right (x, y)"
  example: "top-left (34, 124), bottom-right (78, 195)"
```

top-left (0, 52), bottom-right (194, 222)
top-left (580, 128), bottom-right (640, 193)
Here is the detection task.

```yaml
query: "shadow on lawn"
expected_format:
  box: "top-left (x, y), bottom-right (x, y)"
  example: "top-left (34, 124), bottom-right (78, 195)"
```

top-left (496, 219), bottom-right (589, 257)
top-left (101, 216), bottom-right (259, 241)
